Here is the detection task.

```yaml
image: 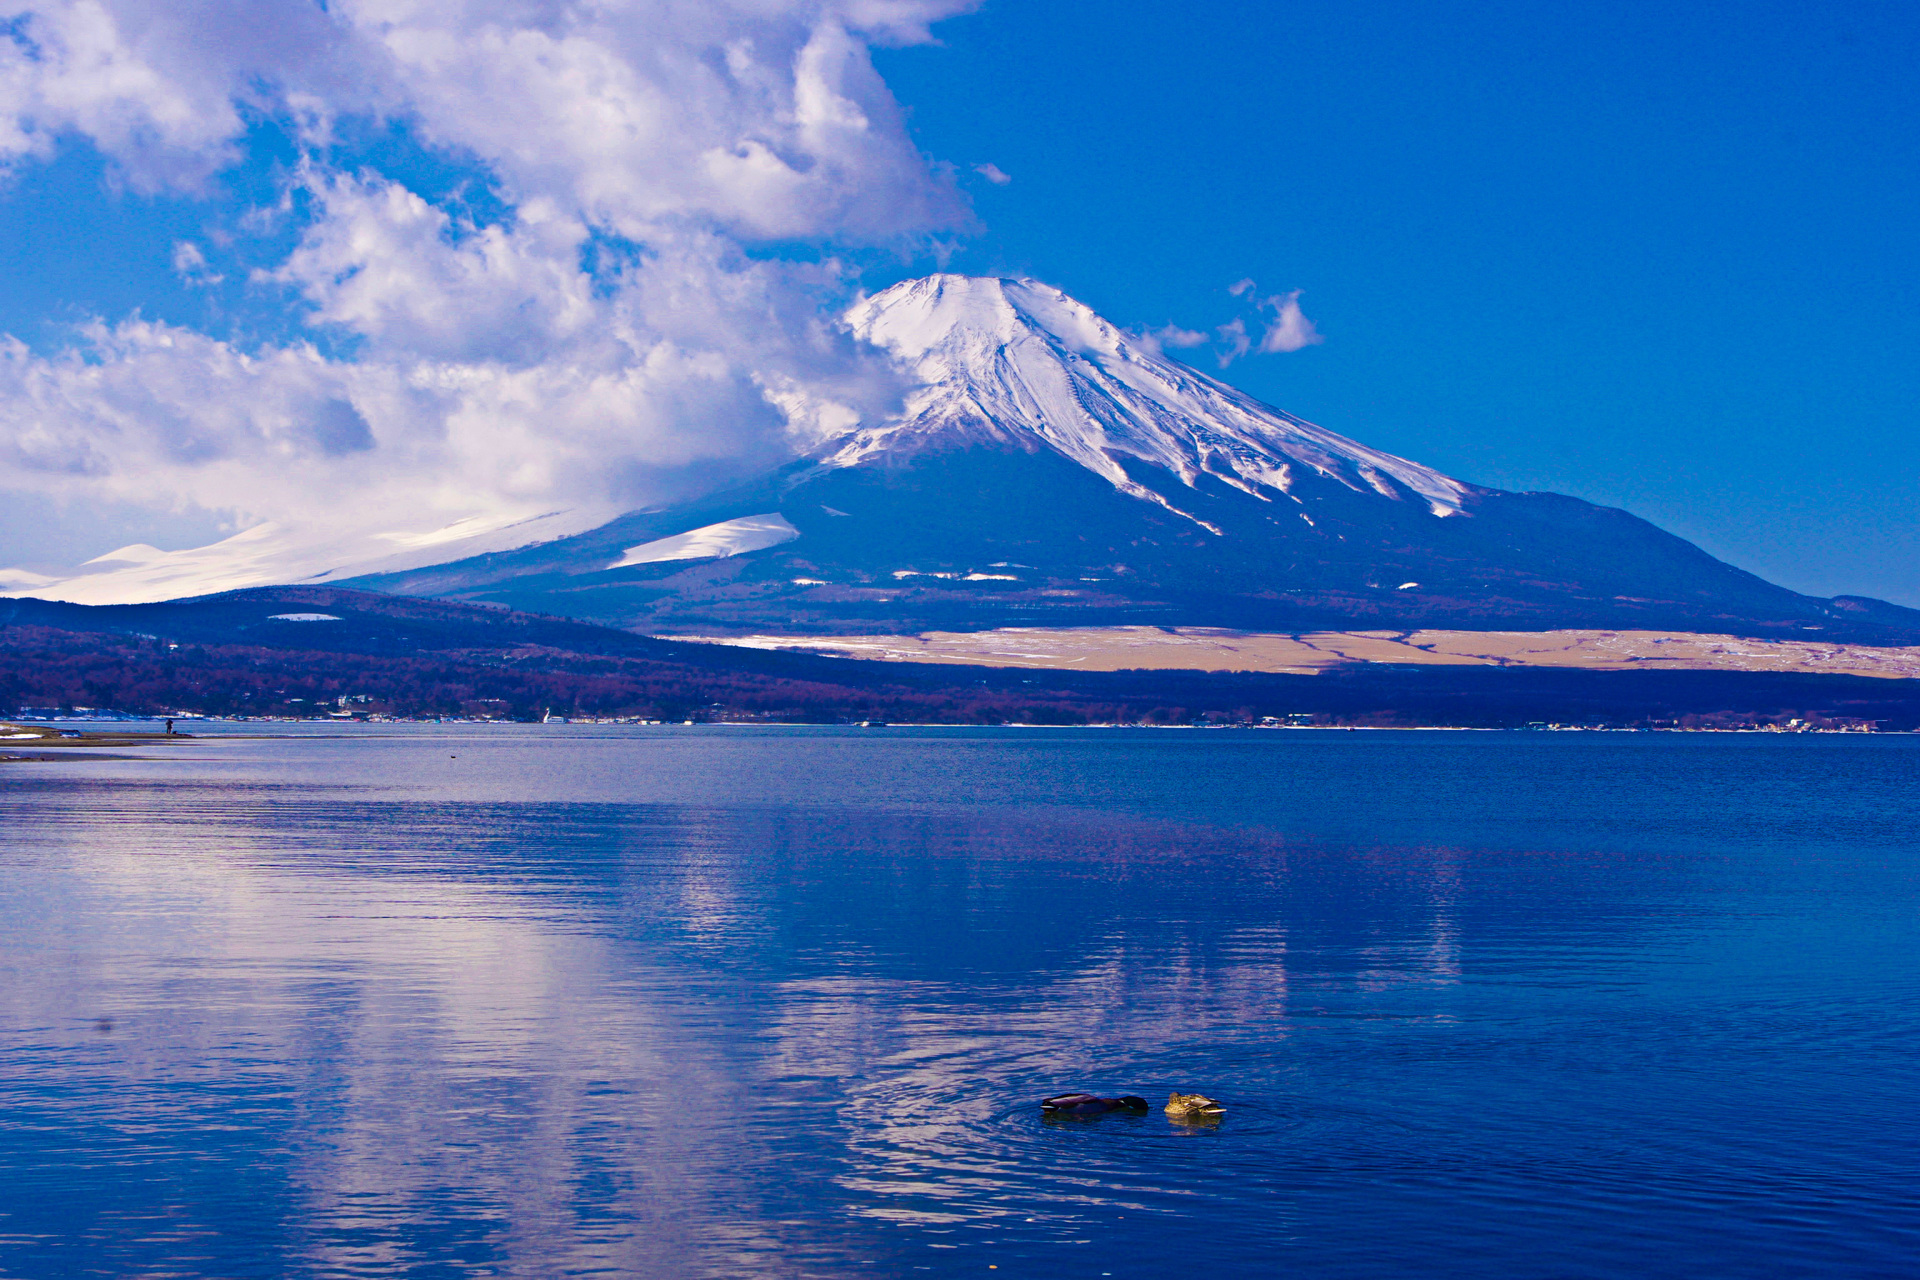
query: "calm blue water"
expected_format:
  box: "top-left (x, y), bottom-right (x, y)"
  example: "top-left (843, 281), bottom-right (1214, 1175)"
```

top-left (3, 725), bottom-right (1918, 1277)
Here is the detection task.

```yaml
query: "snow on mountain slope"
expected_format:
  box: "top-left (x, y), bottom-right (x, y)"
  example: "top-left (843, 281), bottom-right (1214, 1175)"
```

top-left (2, 506), bottom-right (615, 606)
top-left (834, 275), bottom-right (1476, 520)
top-left (320, 275), bottom-right (1920, 640)
top-left (0, 275), bottom-right (1674, 615)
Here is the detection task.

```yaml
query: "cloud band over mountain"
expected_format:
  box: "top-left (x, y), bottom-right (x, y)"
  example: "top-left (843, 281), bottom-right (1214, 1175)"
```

top-left (0, 0), bottom-right (979, 566)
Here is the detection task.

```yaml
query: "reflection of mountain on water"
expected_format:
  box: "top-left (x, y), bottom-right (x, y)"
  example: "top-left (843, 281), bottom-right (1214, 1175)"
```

top-left (98, 787), bottom-right (1505, 989)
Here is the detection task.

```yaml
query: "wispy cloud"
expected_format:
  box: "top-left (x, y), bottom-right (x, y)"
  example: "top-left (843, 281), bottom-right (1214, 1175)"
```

top-left (1133, 323), bottom-right (1208, 354)
top-left (972, 162), bottom-right (1011, 185)
top-left (170, 241), bottom-right (222, 287)
top-left (1214, 317), bottom-right (1251, 367)
top-left (1148, 279), bottom-right (1324, 369)
top-left (1257, 289), bottom-right (1323, 353)
top-left (1212, 279), bottom-right (1323, 365)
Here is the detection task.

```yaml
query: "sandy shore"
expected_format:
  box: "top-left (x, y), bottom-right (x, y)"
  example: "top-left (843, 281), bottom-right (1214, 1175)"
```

top-left (0, 723), bottom-right (206, 761)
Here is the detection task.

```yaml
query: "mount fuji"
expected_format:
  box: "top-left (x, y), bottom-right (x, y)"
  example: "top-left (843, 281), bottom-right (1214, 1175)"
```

top-left (337, 274), bottom-right (1916, 639)
top-left (14, 274), bottom-right (1917, 641)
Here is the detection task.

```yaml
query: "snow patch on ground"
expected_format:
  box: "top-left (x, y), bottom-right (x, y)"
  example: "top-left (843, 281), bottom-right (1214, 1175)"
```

top-left (609, 514), bottom-right (799, 568)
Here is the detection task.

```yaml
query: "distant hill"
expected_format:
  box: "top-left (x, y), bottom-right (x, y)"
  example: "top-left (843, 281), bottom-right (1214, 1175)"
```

top-left (5, 587), bottom-right (1919, 730)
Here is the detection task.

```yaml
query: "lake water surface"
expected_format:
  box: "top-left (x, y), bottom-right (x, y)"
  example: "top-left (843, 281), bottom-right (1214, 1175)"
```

top-left (3, 725), bottom-right (1918, 1277)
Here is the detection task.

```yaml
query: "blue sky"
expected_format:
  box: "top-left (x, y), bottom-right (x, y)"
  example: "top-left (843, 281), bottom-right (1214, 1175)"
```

top-left (0, 0), bottom-right (1914, 605)
top-left (871, 0), bottom-right (1920, 604)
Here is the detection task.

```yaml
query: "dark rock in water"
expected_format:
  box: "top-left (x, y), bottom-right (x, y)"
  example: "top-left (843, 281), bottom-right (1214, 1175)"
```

top-left (1040, 1092), bottom-right (1151, 1116)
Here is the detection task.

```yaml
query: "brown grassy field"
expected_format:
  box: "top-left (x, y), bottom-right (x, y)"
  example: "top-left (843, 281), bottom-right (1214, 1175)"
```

top-left (667, 627), bottom-right (1920, 681)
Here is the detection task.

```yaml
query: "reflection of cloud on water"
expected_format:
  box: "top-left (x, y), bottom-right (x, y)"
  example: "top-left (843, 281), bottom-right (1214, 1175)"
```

top-left (1422, 856), bottom-right (1465, 983)
top-left (4, 790), bottom-right (791, 1276)
top-left (2, 773), bottom-right (1594, 1273)
top-left (1352, 851), bottom-right (1464, 990)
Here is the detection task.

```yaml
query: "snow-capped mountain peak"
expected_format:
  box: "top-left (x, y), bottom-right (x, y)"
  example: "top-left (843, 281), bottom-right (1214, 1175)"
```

top-left (835, 274), bottom-right (1475, 518)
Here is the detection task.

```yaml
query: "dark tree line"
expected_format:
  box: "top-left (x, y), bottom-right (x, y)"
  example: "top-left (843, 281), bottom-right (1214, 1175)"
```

top-left (0, 625), bottom-right (1128, 723)
top-left (6, 621), bottom-right (1919, 729)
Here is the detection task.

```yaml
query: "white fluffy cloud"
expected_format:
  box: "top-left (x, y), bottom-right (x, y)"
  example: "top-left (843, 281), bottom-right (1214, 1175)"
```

top-left (1211, 279), bottom-right (1322, 366)
top-left (0, 0), bottom-right (976, 586)
top-left (1257, 288), bottom-right (1323, 354)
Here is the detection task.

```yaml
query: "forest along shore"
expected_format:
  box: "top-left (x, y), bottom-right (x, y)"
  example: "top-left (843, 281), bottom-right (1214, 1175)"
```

top-left (8, 586), bottom-right (1920, 729)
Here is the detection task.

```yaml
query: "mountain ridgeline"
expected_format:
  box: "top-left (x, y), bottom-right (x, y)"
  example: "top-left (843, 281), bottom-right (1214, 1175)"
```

top-left (336, 275), bottom-right (1916, 641)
